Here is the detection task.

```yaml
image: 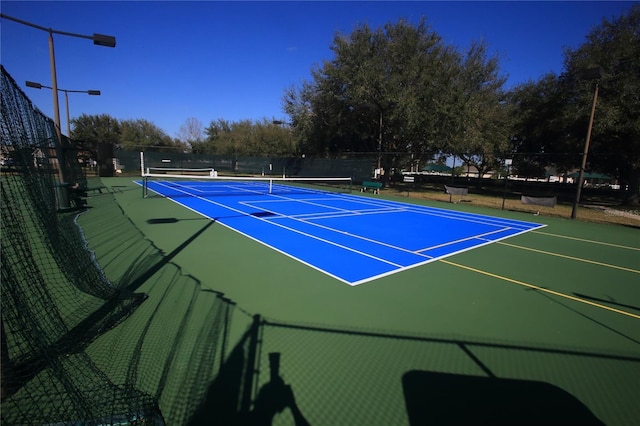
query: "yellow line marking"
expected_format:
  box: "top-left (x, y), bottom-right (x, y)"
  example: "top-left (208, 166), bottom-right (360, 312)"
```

top-left (497, 241), bottom-right (640, 274)
top-left (533, 231), bottom-right (640, 251)
top-left (440, 259), bottom-right (640, 320)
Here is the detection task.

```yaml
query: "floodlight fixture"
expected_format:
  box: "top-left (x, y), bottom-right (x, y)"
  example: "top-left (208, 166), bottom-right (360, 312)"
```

top-left (93, 33), bottom-right (116, 47)
top-left (26, 81), bottom-right (47, 89)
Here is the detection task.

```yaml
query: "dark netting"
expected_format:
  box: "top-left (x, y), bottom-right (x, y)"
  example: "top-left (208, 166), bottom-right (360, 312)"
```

top-left (1, 65), bottom-right (164, 424)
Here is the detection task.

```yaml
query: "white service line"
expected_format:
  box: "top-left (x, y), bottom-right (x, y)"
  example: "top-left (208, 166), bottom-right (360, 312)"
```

top-left (151, 180), bottom-right (405, 268)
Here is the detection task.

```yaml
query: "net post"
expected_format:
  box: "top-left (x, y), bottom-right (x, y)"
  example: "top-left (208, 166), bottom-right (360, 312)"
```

top-left (269, 179), bottom-right (273, 194)
top-left (142, 176), bottom-right (148, 198)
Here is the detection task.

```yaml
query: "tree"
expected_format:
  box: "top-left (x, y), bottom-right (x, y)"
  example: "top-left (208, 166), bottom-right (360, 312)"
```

top-left (508, 74), bottom-right (576, 180)
top-left (445, 40), bottom-right (511, 178)
top-left (284, 18), bottom-right (455, 166)
top-left (69, 113), bottom-right (121, 165)
top-left (119, 118), bottom-right (184, 152)
top-left (254, 119), bottom-right (296, 157)
top-left (176, 117), bottom-right (205, 149)
top-left (71, 114), bottom-right (188, 153)
top-left (197, 118), bottom-right (296, 156)
top-left (70, 113), bottom-right (121, 146)
top-left (193, 119), bottom-right (231, 154)
top-left (562, 4), bottom-right (640, 204)
top-left (283, 18), bottom-right (509, 176)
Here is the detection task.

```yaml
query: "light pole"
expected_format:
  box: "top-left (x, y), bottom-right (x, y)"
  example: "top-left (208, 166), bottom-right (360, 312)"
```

top-left (26, 81), bottom-right (100, 136)
top-left (1, 13), bottom-right (115, 183)
top-left (571, 67), bottom-right (602, 219)
top-left (501, 158), bottom-right (512, 210)
top-left (376, 109), bottom-right (383, 172)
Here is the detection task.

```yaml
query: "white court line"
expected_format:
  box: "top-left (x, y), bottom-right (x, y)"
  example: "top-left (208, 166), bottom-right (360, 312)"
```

top-left (150, 180), bottom-right (406, 269)
top-left (403, 205), bottom-right (540, 230)
top-left (255, 190), bottom-right (360, 216)
top-left (416, 227), bottom-right (513, 253)
top-left (270, 210), bottom-right (434, 260)
top-left (246, 197), bottom-right (524, 262)
top-left (175, 180), bottom-right (271, 196)
top-left (330, 195), bottom-right (541, 231)
top-left (294, 207), bottom-right (407, 221)
top-left (162, 179), bottom-right (541, 253)
top-left (248, 188), bottom-right (532, 232)
top-left (245, 194), bottom-right (407, 220)
top-left (241, 190), bottom-right (520, 258)
top-left (147, 180), bottom-right (544, 285)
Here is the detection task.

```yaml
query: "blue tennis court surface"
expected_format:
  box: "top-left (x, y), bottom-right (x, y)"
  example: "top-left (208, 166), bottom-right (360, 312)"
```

top-left (143, 179), bottom-right (545, 285)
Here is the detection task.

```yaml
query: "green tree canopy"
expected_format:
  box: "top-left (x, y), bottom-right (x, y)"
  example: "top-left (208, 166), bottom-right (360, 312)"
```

top-left (283, 18), bottom-right (509, 175)
top-left (70, 113), bottom-right (121, 146)
top-left (508, 73), bottom-right (576, 179)
top-left (563, 4), bottom-right (640, 203)
top-left (119, 118), bottom-right (183, 152)
top-left (195, 118), bottom-right (295, 156)
top-left (70, 114), bottom-right (187, 153)
top-left (445, 40), bottom-right (510, 178)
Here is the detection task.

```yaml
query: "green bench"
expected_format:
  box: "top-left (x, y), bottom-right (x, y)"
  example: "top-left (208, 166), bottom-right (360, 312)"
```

top-left (71, 185), bottom-right (107, 208)
top-left (85, 186), bottom-right (106, 195)
top-left (361, 181), bottom-right (382, 194)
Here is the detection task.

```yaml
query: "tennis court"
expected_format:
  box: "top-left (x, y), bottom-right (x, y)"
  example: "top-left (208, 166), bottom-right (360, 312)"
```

top-left (83, 177), bottom-right (639, 425)
top-left (142, 177), bottom-right (545, 285)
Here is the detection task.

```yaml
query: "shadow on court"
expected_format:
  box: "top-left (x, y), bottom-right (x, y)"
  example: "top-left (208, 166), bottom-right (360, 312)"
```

top-left (526, 289), bottom-right (640, 345)
top-left (147, 217), bottom-right (209, 224)
top-left (177, 316), bottom-right (640, 425)
top-left (574, 292), bottom-right (640, 313)
top-left (107, 219), bottom-right (215, 292)
top-left (187, 316), bottom-right (311, 426)
top-left (146, 211), bottom-right (275, 225)
top-left (402, 371), bottom-right (603, 425)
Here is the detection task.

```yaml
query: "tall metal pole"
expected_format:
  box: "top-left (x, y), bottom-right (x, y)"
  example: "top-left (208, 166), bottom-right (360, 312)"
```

top-left (47, 29), bottom-right (66, 183)
top-left (64, 90), bottom-right (71, 137)
top-left (377, 110), bottom-right (382, 171)
top-left (47, 30), bottom-right (61, 138)
top-left (501, 159), bottom-right (512, 210)
top-left (571, 82), bottom-right (599, 219)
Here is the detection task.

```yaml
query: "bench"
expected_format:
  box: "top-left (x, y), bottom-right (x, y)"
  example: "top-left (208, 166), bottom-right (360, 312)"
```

top-left (444, 185), bottom-right (469, 203)
top-left (85, 186), bottom-right (106, 195)
top-left (71, 185), bottom-right (107, 208)
top-left (361, 181), bottom-right (382, 194)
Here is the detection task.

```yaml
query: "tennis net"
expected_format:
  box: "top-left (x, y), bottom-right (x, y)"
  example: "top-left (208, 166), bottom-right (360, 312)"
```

top-left (145, 166), bottom-right (216, 176)
top-left (141, 172), bottom-right (353, 198)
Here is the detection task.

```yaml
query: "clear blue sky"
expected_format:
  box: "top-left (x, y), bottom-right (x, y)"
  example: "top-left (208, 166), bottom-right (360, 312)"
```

top-left (1, 1), bottom-right (634, 139)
